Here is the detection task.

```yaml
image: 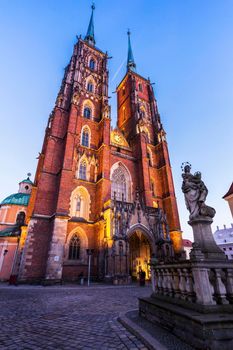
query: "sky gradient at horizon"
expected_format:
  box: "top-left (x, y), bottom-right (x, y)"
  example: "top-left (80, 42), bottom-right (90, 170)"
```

top-left (0, 0), bottom-right (233, 240)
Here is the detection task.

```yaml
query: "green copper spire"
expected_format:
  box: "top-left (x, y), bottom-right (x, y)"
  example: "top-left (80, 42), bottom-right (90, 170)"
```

top-left (127, 30), bottom-right (136, 72)
top-left (85, 4), bottom-right (95, 46)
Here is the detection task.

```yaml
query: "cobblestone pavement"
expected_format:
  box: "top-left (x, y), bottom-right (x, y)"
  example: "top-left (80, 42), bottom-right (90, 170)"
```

top-left (0, 284), bottom-right (151, 350)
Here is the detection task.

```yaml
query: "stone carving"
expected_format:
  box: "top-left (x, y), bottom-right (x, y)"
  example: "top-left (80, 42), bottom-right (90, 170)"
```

top-left (181, 163), bottom-right (215, 220)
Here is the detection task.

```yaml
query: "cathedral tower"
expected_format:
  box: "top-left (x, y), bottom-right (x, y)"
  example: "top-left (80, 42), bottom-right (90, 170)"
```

top-left (116, 31), bottom-right (181, 250)
top-left (19, 6), bottom-right (183, 283)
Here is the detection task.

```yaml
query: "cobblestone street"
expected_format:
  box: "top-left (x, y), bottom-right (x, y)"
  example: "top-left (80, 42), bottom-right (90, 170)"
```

top-left (0, 284), bottom-right (151, 350)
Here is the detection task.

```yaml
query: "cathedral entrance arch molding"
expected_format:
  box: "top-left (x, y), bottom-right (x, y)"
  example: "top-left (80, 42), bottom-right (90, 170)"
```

top-left (127, 224), bottom-right (153, 280)
top-left (126, 223), bottom-right (155, 254)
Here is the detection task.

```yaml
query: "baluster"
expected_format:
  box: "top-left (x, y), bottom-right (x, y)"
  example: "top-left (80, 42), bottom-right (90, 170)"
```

top-left (165, 268), bottom-right (173, 297)
top-left (178, 268), bottom-right (186, 300)
top-left (157, 269), bottom-right (162, 294)
top-left (171, 268), bottom-right (180, 298)
top-left (161, 269), bottom-right (167, 295)
top-left (213, 268), bottom-right (229, 305)
top-left (184, 268), bottom-right (195, 302)
top-left (226, 268), bottom-right (233, 304)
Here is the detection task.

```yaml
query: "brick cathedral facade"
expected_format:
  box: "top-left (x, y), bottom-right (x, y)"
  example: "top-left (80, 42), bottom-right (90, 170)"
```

top-left (18, 6), bottom-right (183, 283)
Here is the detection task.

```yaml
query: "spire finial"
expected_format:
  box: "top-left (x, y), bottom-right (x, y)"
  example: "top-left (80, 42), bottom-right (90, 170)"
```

top-left (85, 3), bottom-right (96, 46)
top-left (127, 29), bottom-right (136, 72)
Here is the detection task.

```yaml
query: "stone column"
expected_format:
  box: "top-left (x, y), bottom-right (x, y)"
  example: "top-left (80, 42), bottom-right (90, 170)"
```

top-left (192, 266), bottom-right (216, 305)
top-left (189, 216), bottom-right (226, 260)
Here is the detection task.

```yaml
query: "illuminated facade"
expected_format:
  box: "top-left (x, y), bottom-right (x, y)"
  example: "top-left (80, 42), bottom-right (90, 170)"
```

top-left (17, 6), bottom-right (183, 283)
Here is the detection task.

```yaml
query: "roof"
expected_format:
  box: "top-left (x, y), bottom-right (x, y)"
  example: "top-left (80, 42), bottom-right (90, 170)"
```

top-left (182, 239), bottom-right (192, 247)
top-left (19, 177), bottom-right (33, 185)
top-left (0, 225), bottom-right (20, 237)
top-left (1, 193), bottom-right (30, 206)
top-left (223, 182), bottom-right (233, 199)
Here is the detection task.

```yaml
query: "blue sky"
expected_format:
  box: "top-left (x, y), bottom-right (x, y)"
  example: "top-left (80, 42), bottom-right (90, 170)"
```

top-left (0, 0), bottom-right (233, 239)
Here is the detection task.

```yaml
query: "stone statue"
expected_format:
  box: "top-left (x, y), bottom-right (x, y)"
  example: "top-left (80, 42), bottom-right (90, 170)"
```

top-left (181, 163), bottom-right (215, 220)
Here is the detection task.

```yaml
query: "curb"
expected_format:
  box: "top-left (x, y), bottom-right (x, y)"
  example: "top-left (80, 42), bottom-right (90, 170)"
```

top-left (118, 310), bottom-right (168, 350)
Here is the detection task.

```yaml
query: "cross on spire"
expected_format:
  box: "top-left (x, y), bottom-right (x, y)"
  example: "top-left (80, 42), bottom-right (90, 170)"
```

top-left (127, 29), bottom-right (136, 72)
top-left (85, 3), bottom-right (95, 46)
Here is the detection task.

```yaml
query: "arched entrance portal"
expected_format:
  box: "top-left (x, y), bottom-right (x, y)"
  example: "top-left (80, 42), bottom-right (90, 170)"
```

top-left (129, 230), bottom-right (151, 280)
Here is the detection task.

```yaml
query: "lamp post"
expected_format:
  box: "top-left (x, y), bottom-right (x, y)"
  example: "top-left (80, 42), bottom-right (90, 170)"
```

top-left (86, 249), bottom-right (94, 286)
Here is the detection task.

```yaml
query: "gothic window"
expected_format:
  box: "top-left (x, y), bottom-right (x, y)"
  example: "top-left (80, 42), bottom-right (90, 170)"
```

top-left (84, 107), bottom-right (91, 119)
top-left (147, 148), bottom-right (153, 166)
top-left (76, 196), bottom-right (81, 212)
top-left (123, 107), bottom-right (126, 121)
top-left (151, 182), bottom-right (155, 196)
top-left (79, 161), bottom-right (87, 180)
top-left (89, 59), bottom-right (95, 70)
top-left (87, 83), bottom-right (93, 92)
top-left (138, 83), bottom-right (143, 92)
top-left (70, 186), bottom-right (90, 220)
top-left (81, 128), bottom-right (89, 147)
top-left (68, 234), bottom-right (80, 260)
top-left (122, 87), bottom-right (126, 95)
top-left (111, 164), bottom-right (131, 202)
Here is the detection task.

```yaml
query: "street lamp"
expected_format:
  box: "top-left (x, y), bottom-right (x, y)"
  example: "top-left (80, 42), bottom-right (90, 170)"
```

top-left (86, 249), bottom-right (94, 286)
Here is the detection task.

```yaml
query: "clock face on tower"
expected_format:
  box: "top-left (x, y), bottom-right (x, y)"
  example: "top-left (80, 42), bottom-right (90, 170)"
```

top-left (113, 134), bottom-right (122, 144)
top-left (110, 130), bottom-right (130, 148)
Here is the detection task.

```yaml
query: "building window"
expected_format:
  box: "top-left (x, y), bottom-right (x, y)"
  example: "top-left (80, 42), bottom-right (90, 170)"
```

top-left (79, 162), bottom-right (87, 180)
top-left (123, 107), bottom-right (126, 121)
top-left (76, 196), bottom-right (81, 212)
top-left (223, 248), bottom-right (226, 251)
top-left (87, 83), bottom-right (93, 92)
top-left (16, 211), bottom-right (25, 226)
top-left (84, 107), bottom-right (91, 119)
top-left (122, 87), bottom-right (125, 95)
top-left (111, 164), bottom-right (131, 202)
top-left (89, 59), bottom-right (95, 70)
top-left (151, 182), bottom-right (155, 196)
top-left (68, 234), bottom-right (80, 260)
top-left (230, 247), bottom-right (232, 251)
top-left (138, 83), bottom-right (143, 92)
top-left (81, 129), bottom-right (89, 147)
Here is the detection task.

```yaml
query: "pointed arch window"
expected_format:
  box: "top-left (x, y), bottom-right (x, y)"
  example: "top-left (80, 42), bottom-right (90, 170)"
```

top-left (87, 83), bottom-right (93, 92)
top-left (151, 182), bottom-right (155, 197)
top-left (111, 167), bottom-right (127, 201)
top-left (68, 234), bottom-right (80, 260)
top-left (123, 106), bottom-right (126, 121)
top-left (89, 59), bottom-right (95, 70)
top-left (138, 83), bottom-right (143, 92)
top-left (84, 107), bottom-right (91, 119)
top-left (79, 162), bottom-right (87, 180)
top-left (81, 128), bottom-right (90, 147)
top-left (76, 196), bottom-right (81, 212)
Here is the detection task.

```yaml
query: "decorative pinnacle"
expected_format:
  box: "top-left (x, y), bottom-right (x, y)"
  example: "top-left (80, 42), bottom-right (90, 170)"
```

top-left (127, 29), bottom-right (136, 72)
top-left (85, 3), bottom-right (96, 46)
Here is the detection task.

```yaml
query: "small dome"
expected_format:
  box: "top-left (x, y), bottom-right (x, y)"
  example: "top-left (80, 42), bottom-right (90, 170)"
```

top-left (19, 177), bottom-right (33, 185)
top-left (1, 193), bottom-right (30, 206)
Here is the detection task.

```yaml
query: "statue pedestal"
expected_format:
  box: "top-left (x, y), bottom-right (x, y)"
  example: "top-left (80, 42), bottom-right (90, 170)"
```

top-left (189, 216), bottom-right (226, 260)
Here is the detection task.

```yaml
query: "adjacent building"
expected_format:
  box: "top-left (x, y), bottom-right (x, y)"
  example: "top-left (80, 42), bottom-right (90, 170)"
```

top-left (223, 182), bottom-right (233, 218)
top-left (213, 225), bottom-right (233, 260)
top-left (0, 177), bottom-right (32, 281)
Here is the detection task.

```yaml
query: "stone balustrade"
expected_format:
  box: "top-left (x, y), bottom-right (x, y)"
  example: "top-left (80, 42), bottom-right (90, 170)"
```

top-left (151, 259), bottom-right (233, 306)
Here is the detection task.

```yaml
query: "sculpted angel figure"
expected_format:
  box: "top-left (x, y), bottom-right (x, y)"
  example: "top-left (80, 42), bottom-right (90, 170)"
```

top-left (181, 164), bottom-right (215, 220)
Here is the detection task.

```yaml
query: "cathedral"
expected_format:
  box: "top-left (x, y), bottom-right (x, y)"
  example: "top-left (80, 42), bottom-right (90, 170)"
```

top-left (0, 6), bottom-right (183, 283)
